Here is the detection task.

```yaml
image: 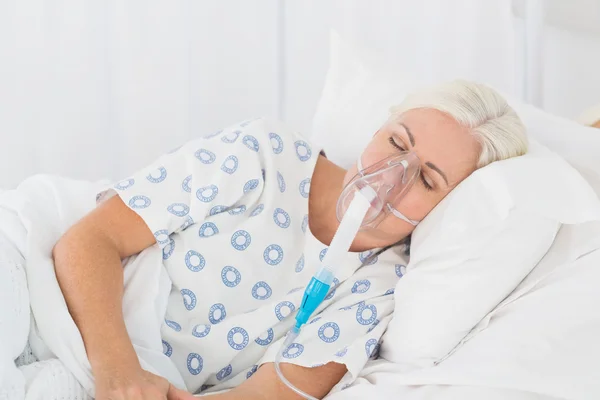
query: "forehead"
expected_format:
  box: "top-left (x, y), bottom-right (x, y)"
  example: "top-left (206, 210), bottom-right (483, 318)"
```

top-left (390, 109), bottom-right (480, 185)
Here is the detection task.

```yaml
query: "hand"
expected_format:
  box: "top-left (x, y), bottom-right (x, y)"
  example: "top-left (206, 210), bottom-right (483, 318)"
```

top-left (95, 368), bottom-right (196, 400)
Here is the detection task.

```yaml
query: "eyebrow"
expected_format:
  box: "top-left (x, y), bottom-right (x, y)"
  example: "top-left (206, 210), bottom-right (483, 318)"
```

top-left (399, 123), bottom-right (415, 146)
top-left (399, 122), bottom-right (449, 186)
top-left (425, 162), bottom-right (449, 186)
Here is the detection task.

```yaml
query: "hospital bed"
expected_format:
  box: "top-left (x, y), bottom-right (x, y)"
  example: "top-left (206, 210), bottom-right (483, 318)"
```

top-left (3, 1), bottom-right (600, 399)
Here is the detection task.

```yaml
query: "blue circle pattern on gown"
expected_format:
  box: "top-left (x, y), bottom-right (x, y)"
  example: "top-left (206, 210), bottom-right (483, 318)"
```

top-left (295, 254), bottom-right (305, 273)
top-left (277, 171), bottom-right (286, 192)
top-left (324, 278), bottom-right (339, 300)
top-left (200, 384), bottom-right (213, 392)
top-left (273, 208), bottom-right (290, 228)
top-left (154, 229), bottom-right (170, 245)
top-left (395, 264), bottom-right (406, 278)
top-left (250, 204), bottom-right (264, 217)
top-left (243, 179), bottom-right (259, 193)
top-left (167, 202), bottom-right (190, 217)
top-left (228, 205), bottom-right (246, 215)
top-left (318, 322), bottom-right (341, 343)
top-left (206, 129), bottom-right (223, 138)
top-left (179, 215), bottom-right (194, 231)
top-left (129, 195), bottom-right (151, 209)
top-left (185, 250), bottom-right (206, 272)
top-left (146, 166), bottom-right (167, 183)
top-left (187, 353), bottom-right (204, 375)
top-left (221, 155), bottom-right (239, 174)
top-left (114, 178), bottom-right (135, 190)
top-left (162, 238), bottom-right (175, 260)
top-left (209, 205), bottom-right (228, 216)
top-left (269, 132), bottom-right (284, 154)
top-left (231, 230), bottom-right (251, 250)
top-left (217, 364), bottom-right (233, 381)
top-left (165, 319), bottom-right (181, 332)
top-left (319, 248), bottom-right (328, 261)
top-left (209, 303), bottom-right (226, 324)
top-left (384, 288), bottom-right (395, 296)
top-left (294, 140), bottom-right (312, 162)
top-left (287, 286), bottom-right (304, 295)
top-left (359, 250), bottom-right (378, 266)
top-left (274, 300), bottom-right (295, 321)
top-left (196, 185), bottom-right (218, 202)
top-left (227, 326), bottom-right (249, 350)
top-left (299, 178), bottom-right (310, 198)
top-left (356, 302), bottom-right (377, 325)
top-left (254, 328), bottom-right (274, 346)
top-left (242, 135), bottom-right (260, 152)
top-left (195, 148), bottom-right (216, 164)
top-left (283, 343), bottom-right (304, 359)
top-left (246, 365), bottom-right (258, 379)
top-left (367, 319), bottom-right (380, 333)
top-left (221, 266), bottom-right (242, 287)
top-left (301, 215), bottom-right (308, 233)
top-left (251, 281), bottom-right (272, 300)
top-left (335, 347), bottom-right (348, 357)
top-left (181, 175), bottom-right (192, 193)
top-left (351, 279), bottom-right (371, 294)
top-left (181, 288), bottom-right (197, 310)
top-left (162, 340), bottom-right (172, 357)
top-left (221, 130), bottom-right (241, 143)
top-left (309, 316), bottom-right (321, 325)
top-left (365, 338), bottom-right (379, 358)
top-left (263, 244), bottom-right (283, 265)
top-left (192, 324), bottom-right (211, 338)
top-left (199, 222), bottom-right (219, 237)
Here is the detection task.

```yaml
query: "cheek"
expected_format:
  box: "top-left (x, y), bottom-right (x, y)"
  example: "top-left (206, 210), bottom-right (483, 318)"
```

top-left (393, 186), bottom-right (440, 221)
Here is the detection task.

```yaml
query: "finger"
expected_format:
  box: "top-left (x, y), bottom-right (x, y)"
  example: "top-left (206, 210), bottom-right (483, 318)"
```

top-left (167, 384), bottom-right (196, 400)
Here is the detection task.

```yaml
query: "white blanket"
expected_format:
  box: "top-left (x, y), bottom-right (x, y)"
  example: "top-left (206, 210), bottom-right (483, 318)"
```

top-left (0, 175), bottom-right (186, 399)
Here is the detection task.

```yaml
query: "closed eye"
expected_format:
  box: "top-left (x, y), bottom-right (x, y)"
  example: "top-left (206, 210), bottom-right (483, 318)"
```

top-left (388, 137), bottom-right (433, 191)
top-left (388, 136), bottom-right (405, 152)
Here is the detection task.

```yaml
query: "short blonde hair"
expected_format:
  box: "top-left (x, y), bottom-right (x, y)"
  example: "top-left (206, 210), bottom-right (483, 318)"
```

top-left (390, 80), bottom-right (528, 168)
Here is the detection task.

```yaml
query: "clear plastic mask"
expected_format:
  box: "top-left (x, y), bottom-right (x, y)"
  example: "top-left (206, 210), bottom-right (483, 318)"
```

top-left (336, 151), bottom-right (421, 228)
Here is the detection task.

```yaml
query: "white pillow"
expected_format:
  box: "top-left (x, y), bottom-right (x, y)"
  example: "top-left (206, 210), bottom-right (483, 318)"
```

top-left (382, 141), bottom-right (600, 369)
top-left (311, 31), bottom-right (600, 369)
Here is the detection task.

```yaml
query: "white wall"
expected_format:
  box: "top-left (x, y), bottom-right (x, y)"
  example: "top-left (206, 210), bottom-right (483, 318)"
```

top-left (1, 0), bottom-right (599, 188)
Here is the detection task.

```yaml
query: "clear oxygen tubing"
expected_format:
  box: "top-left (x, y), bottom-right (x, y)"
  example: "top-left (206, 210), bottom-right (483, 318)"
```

top-left (274, 187), bottom-right (375, 399)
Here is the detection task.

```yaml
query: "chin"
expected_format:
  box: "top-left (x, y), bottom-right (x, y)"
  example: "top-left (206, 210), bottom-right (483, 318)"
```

top-left (342, 166), bottom-right (358, 188)
top-left (354, 226), bottom-right (405, 250)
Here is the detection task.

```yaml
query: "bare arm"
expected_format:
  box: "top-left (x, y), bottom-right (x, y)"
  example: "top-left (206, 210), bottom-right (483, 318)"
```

top-left (53, 195), bottom-right (160, 393)
top-left (209, 362), bottom-right (347, 400)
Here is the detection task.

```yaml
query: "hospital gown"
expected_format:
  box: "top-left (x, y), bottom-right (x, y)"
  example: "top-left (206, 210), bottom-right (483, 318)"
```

top-left (96, 118), bottom-right (407, 395)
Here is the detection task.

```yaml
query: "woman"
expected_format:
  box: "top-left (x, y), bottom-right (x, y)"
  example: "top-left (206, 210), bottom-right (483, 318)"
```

top-left (53, 80), bottom-right (528, 399)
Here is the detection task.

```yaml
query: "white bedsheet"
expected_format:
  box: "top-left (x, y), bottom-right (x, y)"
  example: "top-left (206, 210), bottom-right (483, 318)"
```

top-left (328, 221), bottom-right (600, 400)
top-left (0, 175), bottom-right (185, 399)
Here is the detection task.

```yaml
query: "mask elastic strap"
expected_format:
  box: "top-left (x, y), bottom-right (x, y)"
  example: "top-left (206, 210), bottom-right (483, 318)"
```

top-left (387, 204), bottom-right (419, 226)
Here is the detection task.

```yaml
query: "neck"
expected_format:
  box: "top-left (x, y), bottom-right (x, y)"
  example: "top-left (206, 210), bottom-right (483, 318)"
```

top-left (308, 155), bottom-right (346, 248)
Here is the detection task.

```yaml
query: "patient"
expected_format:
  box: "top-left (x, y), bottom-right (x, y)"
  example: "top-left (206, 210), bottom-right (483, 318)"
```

top-left (53, 80), bottom-right (528, 400)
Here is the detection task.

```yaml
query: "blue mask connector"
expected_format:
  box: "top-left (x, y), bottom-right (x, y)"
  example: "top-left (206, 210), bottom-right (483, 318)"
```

top-left (294, 267), bottom-right (335, 333)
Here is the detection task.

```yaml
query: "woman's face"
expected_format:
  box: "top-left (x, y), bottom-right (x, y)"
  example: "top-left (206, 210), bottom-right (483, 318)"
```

top-left (345, 108), bottom-right (481, 248)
